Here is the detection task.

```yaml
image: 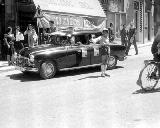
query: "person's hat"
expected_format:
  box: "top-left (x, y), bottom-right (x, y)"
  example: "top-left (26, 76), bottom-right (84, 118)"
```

top-left (16, 26), bottom-right (20, 30)
top-left (102, 28), bottom-right (108, 33)
top-left (130, 22), bottom-right (134, 26)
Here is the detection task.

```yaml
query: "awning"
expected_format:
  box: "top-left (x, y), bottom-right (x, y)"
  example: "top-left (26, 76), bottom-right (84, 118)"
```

top-left (32, 0), bottom-right (106, 18)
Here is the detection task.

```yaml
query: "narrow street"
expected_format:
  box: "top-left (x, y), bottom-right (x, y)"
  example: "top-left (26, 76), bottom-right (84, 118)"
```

top-left (0, 45), bottom-right (160, 128)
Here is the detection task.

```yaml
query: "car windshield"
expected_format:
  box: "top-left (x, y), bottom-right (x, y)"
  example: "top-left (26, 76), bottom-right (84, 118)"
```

top-left (48, 35), bottom-right (70, 46)
top-left (45, 31), bottom-right (102, 46)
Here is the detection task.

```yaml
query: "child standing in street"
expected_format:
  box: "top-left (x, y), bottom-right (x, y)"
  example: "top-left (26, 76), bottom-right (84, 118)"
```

top-left (91, 28), bottom-right (110, 77)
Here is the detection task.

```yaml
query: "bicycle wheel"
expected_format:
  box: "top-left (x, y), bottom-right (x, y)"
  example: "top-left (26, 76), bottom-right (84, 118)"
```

top-left (141, 63), bottom-right (159, 90)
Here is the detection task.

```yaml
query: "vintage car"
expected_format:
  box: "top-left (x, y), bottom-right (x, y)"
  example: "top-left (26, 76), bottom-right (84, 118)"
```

top-left (15, 30), bottom-right (126, 79)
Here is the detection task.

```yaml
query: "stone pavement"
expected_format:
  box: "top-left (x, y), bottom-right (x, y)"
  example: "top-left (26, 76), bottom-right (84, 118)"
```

top-left (0, 41), bottom-right (152, 74)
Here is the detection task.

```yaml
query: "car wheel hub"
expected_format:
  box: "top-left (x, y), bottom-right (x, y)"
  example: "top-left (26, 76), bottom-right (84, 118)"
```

top-left (44, 63), bottom-right (54, 77)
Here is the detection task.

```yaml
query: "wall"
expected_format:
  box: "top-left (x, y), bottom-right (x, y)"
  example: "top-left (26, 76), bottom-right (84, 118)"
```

top-left (5, 0), bottom-right (16, 29)
top-left (154, 0), bottom-right (160, 35)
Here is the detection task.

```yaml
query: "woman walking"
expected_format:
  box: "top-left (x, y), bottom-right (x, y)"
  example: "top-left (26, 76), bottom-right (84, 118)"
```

top-left (15, 26), bottom-right (24, 54)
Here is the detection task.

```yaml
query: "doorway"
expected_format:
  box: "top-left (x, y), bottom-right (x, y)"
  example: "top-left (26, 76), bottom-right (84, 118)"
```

top-left (148, 12), bottom-right (151, 40)
top-left (0, 3), bottom-right (5, 60)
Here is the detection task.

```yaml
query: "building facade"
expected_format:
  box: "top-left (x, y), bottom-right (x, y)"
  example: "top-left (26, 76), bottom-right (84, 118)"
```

top-left (0, 0), bottom-right (37, 59)
top-left (154, 0), bottom-right (160, 35)
top-left (0, 0), bottom-right (106, 60)
top-left (100, 0), bottom-right (155, 43)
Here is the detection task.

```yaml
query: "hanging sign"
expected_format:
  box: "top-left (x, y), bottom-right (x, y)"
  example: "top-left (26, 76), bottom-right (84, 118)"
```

top-left (94, 47), bottom-right (99, 56)
top-left (81, 48), bottom-right (87, 57)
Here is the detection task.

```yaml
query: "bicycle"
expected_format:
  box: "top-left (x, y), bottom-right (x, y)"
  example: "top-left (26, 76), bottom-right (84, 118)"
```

top-left (137, 59), bottom-right (160, 91)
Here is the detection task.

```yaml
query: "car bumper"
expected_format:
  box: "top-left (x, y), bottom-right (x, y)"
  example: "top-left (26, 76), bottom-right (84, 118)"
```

top-left (15, 56), bottom-right (38, 72)
top-left (15, 66), bottom-right (38, 72)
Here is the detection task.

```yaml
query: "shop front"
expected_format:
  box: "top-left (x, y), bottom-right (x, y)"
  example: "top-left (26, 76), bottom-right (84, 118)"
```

top-left (33, 0), bottom-right (106, 32)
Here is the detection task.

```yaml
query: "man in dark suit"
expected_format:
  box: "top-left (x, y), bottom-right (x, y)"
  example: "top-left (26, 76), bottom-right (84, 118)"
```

top-left (125, 23), bottom-right (138, 55)
top-left (120, 24), bottom-right (128, 48)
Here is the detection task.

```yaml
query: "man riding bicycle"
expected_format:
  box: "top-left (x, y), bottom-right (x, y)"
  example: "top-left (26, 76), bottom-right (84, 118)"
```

top-left (136, 26), bottom-right (160, 89)
top-left (151, 26), bottom-right (160, 62)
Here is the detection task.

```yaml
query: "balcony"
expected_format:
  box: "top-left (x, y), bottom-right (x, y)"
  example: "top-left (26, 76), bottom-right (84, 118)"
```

top-left (17, 0), bottom-right (36, 13)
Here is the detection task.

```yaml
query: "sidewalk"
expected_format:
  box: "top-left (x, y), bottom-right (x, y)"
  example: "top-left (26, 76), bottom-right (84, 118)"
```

top-left (0, 41), bottom-right (152, 73)
top-left (0, 61), bottom-right (15, 73)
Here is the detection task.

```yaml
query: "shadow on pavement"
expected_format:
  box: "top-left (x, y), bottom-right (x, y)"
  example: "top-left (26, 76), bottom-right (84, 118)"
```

top-left (133, 87), bottom-right (160, 94)
top-left (7, 72), bottom-right (42, 82)
top-left (7, 66), bottom-right (124, 82)
top-left (77, 75), bottom-right (103, 80)
top-left (55, 66), bottom-right (101, 78)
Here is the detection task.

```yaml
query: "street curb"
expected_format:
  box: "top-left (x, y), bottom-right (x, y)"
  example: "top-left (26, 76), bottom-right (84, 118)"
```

top-left (0, 64), bottom-right (15, 73)
top-left (0, 67), bottom-right (15, 73)
top-left (132, 42), bottom-right (152, 49)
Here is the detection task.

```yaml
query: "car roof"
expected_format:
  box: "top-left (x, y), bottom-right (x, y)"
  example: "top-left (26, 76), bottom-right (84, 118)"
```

top-left (72, 30), bottom-right (102, 35)
top-left (49, 29), bottom-right (102, 37)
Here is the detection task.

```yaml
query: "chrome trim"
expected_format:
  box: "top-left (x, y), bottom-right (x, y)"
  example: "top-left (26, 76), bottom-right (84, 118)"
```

top-left (60, 64), bottom-right (101, 71)
top-left (15, 66), bottom-right (38, 72)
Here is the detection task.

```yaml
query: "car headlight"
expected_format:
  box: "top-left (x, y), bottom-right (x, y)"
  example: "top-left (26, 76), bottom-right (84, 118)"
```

top-left (29, 54), bottom-right (35, 62)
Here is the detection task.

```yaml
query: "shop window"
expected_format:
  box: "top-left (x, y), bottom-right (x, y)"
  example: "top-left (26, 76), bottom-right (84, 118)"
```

top-left (101, 0), bottom-right (109, 4)
top-left (18, 0), bottom-right (32, 3)
top-left (139, 1), bottom-right (143, 32)
top-left (116, 13), bottom-right (120, 38)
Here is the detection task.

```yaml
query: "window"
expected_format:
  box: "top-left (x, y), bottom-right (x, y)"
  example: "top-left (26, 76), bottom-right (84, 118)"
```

top-left (18, 0), bottom-right (32, 3)
top-left (101, 0), bottom-right (108, 4)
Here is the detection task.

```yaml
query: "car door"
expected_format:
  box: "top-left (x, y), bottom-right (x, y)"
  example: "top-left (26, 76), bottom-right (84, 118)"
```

top-left (65, 34), bottom-right (92, 68)
top-left (90, 44), bottom-right (102, 65)
top-left (78, 44), bottom-right (92, 66)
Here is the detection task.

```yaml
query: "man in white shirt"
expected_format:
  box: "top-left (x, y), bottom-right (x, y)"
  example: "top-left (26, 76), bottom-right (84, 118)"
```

top-left (91, 28), bottom-right (110, 77)
top-left (15, 26), bottom-right (24, 53)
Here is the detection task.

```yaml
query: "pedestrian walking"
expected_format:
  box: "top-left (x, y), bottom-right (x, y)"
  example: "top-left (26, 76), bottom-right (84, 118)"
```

top-left (91, 28), bottom-right (110, 77)
top-left (14, 26), bottom-right (24, 54)
top-left (125, 23), bottom-right (138, 55)
top-left (31, 28), bottom-right (38, 47)
top-left (3, 27), bottom-right (15, 65)
top-left (120, 24), bottom-right (128, 48)
top-left (108, 23), bottom-right (115, 43)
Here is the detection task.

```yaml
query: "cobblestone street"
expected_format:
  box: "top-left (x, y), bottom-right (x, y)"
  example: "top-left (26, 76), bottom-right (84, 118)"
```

top-left (1, 45), bottom-right (160, 128)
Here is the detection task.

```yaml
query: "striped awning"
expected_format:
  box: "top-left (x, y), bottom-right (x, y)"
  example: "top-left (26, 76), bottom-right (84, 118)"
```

top-left (33, 0), bottom-right (106, 18)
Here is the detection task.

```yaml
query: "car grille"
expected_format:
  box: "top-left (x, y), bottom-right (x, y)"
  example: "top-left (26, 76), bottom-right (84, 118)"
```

top-left (15, 56), bottom-right (30, 67)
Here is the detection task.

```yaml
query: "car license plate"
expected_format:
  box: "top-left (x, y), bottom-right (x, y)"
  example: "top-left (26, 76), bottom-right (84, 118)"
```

top-left (16, 66), bottom-right (25, 71)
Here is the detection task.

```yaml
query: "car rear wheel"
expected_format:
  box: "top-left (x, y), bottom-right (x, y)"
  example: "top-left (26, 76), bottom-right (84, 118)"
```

top-left (107, 55), bottom-right (117, 69)
top-left (40, 61), bottom-right (57, 79)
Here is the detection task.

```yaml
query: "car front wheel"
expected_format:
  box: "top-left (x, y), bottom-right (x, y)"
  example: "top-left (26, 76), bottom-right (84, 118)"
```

top-left (107, 55), bottom-right (117, 69)
top-left (40, 61), bottom-right (57, 79)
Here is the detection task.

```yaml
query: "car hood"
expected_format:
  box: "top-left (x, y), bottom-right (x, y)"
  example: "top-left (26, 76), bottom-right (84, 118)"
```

top-left (19, 44), bottom-right (66, 57)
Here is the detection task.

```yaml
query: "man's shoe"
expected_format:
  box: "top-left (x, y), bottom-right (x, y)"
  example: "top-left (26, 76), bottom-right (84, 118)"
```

top-left (135, 53), bottom-right (138, 55)
top-left (105, 73), bottom-right (110, 77)
top-left (101, 73), bottom-right (105, 77)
